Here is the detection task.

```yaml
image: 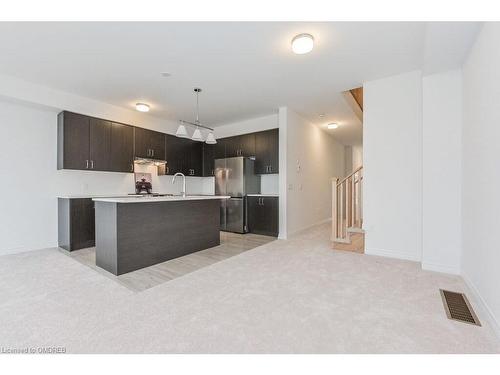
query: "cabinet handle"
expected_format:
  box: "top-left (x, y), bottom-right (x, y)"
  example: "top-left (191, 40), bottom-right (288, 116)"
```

top-left (166, 166), bottom-right (169, 174)
top-left (85, 160), bottom-right (89, 169)
top-left (130, 163), bottom-right (134, 172)
top-left (152, 149), bottom-right (155, 157)
top-left (91, 160), bottom-right (94, 169)
top-left (211, 169), bottom-right (214, 176)
top-left (261, 198), bottom-right (264, 206)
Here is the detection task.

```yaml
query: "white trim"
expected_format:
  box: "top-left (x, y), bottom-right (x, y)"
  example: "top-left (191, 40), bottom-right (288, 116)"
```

top-left (421, 262), bottom-right (460, 275)
top-left (365, 247), bottom-right (421, 262)
top-left (462, 273), bottom-right (500, 339)
top-left (287, 218), bottom-right (332, 238)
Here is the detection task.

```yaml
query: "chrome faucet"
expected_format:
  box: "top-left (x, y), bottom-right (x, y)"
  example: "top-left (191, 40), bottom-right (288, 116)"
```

top-left (172, 172), bottom-right (186, 197)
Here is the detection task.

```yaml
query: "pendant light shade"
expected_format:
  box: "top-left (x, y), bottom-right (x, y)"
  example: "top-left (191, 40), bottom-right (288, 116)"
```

top-left (206, 132), bottom-right (217, 144)
top-left (191, 127), bottom-right (203, 142)
top-left (176, 123), bottom-right (189, 138)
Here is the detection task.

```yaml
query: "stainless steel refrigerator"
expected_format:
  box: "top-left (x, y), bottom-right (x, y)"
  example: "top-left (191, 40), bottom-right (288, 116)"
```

top-left (215, 157), bottom-right (261, 233)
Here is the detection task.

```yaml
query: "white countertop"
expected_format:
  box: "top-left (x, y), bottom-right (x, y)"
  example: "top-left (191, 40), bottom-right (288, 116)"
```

top-left (59, 194), bottom-right (145, 199)
top-left (247, 194), bottom-right (279, 197)
top-left (93, 195), bottom-right (231, 203)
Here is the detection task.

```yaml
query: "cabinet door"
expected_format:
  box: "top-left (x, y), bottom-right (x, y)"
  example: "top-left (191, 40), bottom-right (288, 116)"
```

top-left (254, 130), bottom-right (270, 174)
top-left (264, 196), bottom-right (279, 236)
top-left (240, 133), bottom-right (256, 157)
top-left (248, 196), bottom-right (278, 237)
top-left (89, 118), bottom-right (111, 171)
top-left (224, 135), bottom-right (240, 158)
top-left (267, 128), bottom-right (279, 173)
top-left (214, 138), bottom-right (226, 159)
top-left (149, 130), bottom-right (166, 160)
top-left (188, 141), bottom-right (203, 176)
top-left (58, 111), bottom-right (90, 170)
top-left (110, 122), bottom-right (134, 173)
top-left (203, 143), bottom-right (215, 177)
top-left (247, 196), bottom-right (262, 233)
top-left (165, 134), bottom-right (185, 175)
top-left (134, 127), bottom-right (150, 158)
top-left (70, 198), bottom-right (95, 250)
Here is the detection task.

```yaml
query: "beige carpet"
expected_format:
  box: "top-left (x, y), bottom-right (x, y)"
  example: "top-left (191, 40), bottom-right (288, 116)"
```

top-left (0, 223), bottom-right (499, 353)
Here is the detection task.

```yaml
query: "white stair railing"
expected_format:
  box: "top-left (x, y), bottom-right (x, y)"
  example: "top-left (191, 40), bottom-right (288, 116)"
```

top-left (332, 166), bottom-right (363, 241)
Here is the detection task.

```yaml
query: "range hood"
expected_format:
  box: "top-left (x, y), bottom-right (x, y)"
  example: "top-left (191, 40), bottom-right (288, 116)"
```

top-left (134, 157), bottom-right (167, 166)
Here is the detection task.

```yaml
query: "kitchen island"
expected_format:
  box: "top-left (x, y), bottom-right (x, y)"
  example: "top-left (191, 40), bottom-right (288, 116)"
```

top-left (93, 195), bottom-right (230, 275)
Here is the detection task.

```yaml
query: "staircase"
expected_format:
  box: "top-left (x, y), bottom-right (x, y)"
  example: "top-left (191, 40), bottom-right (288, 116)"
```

top-left (332, 166), bottom-right (364, 253)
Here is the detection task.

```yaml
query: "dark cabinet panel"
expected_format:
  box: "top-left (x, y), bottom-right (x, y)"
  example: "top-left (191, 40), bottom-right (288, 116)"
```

top-left (150, 130), bottom-right (166, 160)
top-left (241, 133), bottom-right (256, 157)
top-left (254, 131), bottom-right (269, 174)
top-left (134, 127), bottom-right (165, 159)
top-left (247, 196), bottom-right (278, 237)
top-left (165, 134), bottom-right (186, 175)
top-left (214, 138), bottom-right (226, 159)
top-left (186, 141), bottom-right (203, 176)
top-left (254, 128), bottom-right (279, 174)
top-left (110, 122), bottom-right (134, 173)
top-left (203, 144), bottom-right (215, 177)
top-left (89, 118), bottom-right (111, 171)
top-left (58, 198), bottom-right (95, 251)
top-left (267, 128), bottom-right (279, 173)
top-left (57, 111), bottom-right (90, 170)
top-left (224, 133), bottom-right (256, 158)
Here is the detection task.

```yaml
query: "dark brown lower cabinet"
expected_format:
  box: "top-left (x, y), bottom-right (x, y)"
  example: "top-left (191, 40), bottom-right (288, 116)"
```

top-left (58, 198), bottom-right (95, 251)
top-left (247, 195), bottom-right (279, 237)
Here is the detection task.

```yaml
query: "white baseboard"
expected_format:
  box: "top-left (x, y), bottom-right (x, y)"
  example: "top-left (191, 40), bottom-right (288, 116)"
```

top-left (421, 262), bottom-right (460, 275)
top-left (462, 273), bottom-right (500, 339)
top-left (364, 247), bottom-right (421, 262)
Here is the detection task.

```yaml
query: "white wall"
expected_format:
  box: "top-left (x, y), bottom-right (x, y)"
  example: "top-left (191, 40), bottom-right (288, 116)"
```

top-left (461, 23), bottom-right (500, 336)
top-left (344, 144), bottom-right (363, 175)
top-left (285, 108), bottom-right (345, 236)
top-left (363, 70), bottom-right (423, 261)
top-left (214, 113), bottom-right (279, 138)
top-left (0, 97), bottom-right (213, 256)
top-left (422, 70), bottom-right (462, 274)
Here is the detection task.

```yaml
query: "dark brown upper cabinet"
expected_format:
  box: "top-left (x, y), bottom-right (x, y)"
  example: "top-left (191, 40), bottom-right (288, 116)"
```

top-left (58, 111), bottom-right (134, 173)
top-left (58, 111), bottom-right (91, 170)
top-left (224, 133), bottom-right (256, 158)
top-left (110, 122), bottom-right (135, 173)
top-left (134, 127), bottom-right (165, 160)
top-left (202, 143), bottom-right (215, 177)
top-left (254, 128), bottom-right (279, 174)
top-left (89, 118), bottom-right (111, 171)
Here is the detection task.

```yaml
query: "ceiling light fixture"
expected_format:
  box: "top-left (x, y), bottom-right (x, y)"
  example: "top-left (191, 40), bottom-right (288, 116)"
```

top-left (328, 123), bottom-right (339, 129)
top-left (177, 88), bottom-right (217, 144)
top-left (135, 103), bottom-right (150, 112)
top-left (291, 33), bottom-right (314, 54)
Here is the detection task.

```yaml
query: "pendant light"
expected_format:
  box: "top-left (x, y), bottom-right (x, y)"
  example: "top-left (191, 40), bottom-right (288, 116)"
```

top-left (175, 122), bottom-right (189, 138)
top-left (206, 132), bottom-right (217, 144)
top-left (177, 88), bottom-right (217, 144)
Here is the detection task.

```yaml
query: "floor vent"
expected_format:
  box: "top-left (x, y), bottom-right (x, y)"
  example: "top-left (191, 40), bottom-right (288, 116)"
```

top-left (440, 289), bottom-right (481, 326)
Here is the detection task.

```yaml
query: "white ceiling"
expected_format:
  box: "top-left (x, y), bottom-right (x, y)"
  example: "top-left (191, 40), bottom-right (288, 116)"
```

top-left (0, 22), bottom-right (481, 145)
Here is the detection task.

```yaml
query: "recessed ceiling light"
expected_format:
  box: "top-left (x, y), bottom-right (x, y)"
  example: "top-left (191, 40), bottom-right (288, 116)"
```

top-left (135, 103), bottom-right (150, 112)
top-left (319, 113), bottom-right (325, 118)
top-left (328, 123), bottom-right (339, 129)
top-left (291, 33), bottom-right (314, 54)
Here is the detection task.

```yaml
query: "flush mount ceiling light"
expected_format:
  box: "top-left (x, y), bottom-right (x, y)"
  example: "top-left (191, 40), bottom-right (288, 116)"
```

top-left (328, 123), bottom-right (339, 129)
top-left (291, 33), bottom-right (314, 54)
top-left (135, 103), bottom-right (150, 112)
top-left (177, 88), bottom-right (217, 144)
